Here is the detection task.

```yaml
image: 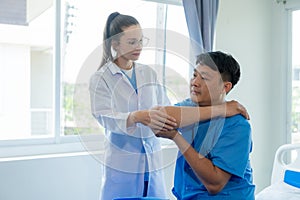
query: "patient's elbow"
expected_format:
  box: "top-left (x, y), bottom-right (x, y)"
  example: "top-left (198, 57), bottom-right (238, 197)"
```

top-left (206, 183), bottom-right (225, 195)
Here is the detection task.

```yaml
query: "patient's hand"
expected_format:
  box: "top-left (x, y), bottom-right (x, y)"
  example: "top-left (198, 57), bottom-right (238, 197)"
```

top-left (225, 100), bottom-right (250, 120)
top-left (153, 129), bottom-right (179, 140)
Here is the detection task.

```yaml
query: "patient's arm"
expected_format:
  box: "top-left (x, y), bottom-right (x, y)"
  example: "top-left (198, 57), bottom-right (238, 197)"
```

top-left (155, 130), bottom-right (231, 194)
top-left (153, 100), bottom-right (249, 128)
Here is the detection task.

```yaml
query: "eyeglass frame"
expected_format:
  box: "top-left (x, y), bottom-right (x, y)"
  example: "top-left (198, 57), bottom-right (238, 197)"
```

top-left (121, 36), bottom-right (150, 47)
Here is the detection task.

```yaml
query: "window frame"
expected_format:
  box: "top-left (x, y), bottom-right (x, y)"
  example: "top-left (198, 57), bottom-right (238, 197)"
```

top-left (284, 0), bottom-right (300, 144)
top-left (0, 0), bottom-right (101, 158)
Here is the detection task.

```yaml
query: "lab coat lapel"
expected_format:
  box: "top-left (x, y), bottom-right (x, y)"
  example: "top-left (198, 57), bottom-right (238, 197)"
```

top-left (135, 64), bottom-right (146, 89)
top-left (109, 62), bottom-right (137, 94)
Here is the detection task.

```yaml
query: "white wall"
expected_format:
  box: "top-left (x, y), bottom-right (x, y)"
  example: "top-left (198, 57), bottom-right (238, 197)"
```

top-left (215, 0), bottom-right (288, 193)
top-left (0, 148), bottom-right (178, 200)
top-left (0, 154), bottom-right (102, 200)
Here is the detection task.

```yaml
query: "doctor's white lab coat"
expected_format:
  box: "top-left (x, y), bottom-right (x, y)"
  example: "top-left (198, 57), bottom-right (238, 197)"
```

top-left (89, 61), bottom-right (170, 200)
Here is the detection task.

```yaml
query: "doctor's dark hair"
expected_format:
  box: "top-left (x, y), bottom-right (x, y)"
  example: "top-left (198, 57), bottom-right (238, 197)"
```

top-left (99, 12), bottom-right (140, 68)
top-left (196, 51), bottom-right (241, 88)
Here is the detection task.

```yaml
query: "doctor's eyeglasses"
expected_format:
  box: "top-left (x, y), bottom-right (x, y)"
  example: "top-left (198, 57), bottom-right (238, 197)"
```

top-left (126, 37), bottom-right (149, 47)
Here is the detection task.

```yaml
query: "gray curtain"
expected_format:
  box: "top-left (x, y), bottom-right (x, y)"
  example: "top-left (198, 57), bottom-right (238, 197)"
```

top-left (183, 0), bottom-right (219, 57)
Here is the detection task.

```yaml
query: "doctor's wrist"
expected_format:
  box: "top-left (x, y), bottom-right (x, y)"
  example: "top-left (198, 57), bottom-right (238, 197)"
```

top-left (127, 111), bottom-right (138, 127)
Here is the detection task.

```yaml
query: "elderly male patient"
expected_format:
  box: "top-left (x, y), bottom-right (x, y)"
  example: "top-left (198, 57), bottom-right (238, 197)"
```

top-left (154, 51), bottom-right (255, 200)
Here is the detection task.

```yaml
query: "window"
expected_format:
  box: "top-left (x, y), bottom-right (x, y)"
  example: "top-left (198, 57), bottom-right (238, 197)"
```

top-left (0, 1), bottom-right (54, 141)
top-left (63, 0), bottom-right (190, 137)
top-left (0, 0), bottom-right (190, 152)
top-left (291, 9), bottom-right (300, 144)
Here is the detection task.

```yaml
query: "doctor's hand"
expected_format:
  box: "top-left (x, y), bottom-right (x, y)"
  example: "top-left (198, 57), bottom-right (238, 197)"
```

top-left (128, 108), bottom-right (177, 131)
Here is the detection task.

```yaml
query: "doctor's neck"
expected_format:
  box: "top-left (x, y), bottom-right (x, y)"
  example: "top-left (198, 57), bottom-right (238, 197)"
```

top-left (114, 58), bottom-right (133, 70)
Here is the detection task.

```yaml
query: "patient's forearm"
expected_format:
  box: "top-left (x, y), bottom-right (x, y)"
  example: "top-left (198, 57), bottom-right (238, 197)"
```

top-left (152, 101), bottom-right (247, 128)
top-left (163, 105), bottom-right (224, 127)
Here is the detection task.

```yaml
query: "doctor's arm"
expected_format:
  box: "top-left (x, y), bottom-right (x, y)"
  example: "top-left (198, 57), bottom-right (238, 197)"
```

top-left (90, 76), bottom-right (177, 133)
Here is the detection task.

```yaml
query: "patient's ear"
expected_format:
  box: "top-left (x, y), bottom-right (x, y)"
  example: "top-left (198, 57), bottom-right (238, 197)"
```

top-left (224, 82), bottom-right (232, 94)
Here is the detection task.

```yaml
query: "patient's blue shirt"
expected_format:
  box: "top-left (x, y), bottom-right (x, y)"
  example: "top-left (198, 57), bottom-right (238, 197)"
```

top-left (172, 99), bottom-right (255, 200)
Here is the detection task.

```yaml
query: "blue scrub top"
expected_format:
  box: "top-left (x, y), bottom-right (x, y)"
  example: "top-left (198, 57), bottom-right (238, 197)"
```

top-left (172, 99), bottom-right (255, 200)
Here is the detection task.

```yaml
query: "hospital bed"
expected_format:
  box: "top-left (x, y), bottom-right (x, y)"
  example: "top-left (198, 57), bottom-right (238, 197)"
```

top-left (256, 143), bottom-right (300, 199)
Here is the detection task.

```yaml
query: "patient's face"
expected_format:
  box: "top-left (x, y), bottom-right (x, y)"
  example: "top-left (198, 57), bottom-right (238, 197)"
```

top-left (190, 64), bottom-right (226, 106)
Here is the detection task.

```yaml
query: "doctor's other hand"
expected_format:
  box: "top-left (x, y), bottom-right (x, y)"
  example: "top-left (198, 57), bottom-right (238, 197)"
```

top-left (128, 108), bottom-right (177, 131)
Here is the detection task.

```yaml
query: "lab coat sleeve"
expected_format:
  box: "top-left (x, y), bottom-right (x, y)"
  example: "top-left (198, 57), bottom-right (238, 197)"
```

top-left (89, 71), bottom-right (136, 135)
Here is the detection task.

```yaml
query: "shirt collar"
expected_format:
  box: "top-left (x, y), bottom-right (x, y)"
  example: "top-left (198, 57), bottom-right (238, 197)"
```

top-left (107, 61), bottom-right (139, 75)
top-left (106, 61), bottom-right (123, 75)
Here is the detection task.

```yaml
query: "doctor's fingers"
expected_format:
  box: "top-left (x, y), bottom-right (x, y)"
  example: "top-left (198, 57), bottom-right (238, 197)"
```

top-left (148, 119), bottom-right (175, 131)
top-left (149, 110), bottom-right (177, 125)
top-left (149, 116), bottom-right (177, 130)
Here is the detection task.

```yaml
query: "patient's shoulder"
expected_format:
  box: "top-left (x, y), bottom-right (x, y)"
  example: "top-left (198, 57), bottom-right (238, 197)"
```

top-left (225, 114), bottom-right (251, 132)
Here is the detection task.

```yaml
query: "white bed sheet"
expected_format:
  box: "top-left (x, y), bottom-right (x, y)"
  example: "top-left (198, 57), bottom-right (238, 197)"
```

top-left (256, 181), bottom-right (300, 200)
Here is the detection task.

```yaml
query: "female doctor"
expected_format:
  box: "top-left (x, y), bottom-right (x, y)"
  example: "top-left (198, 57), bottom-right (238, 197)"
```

top-left (89, 12), bottom-right (249, 200)
top-left (89, 12), bottom-right (176, 200)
